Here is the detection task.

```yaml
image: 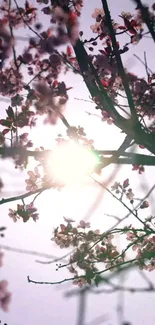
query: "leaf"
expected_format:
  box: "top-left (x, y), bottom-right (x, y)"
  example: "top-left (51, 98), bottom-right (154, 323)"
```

top-left (86, 269), bottom-right (94, 279)
top-left (123, 178), bottom-right (129, 188)
top-left (87, 278), bottom-right (92, 285)
top-left (6, 106), bottom-right (14, 119)
top-left (2, 128), bottom-right (10, 135)
top-left (94, 275), bottom-right (102, 286)
top-left (0, 119), bottom-right (11, 127)
top-left (25, 1), bottom-right (29, 10)
top-left (143, 250), bottom-right (155, 259)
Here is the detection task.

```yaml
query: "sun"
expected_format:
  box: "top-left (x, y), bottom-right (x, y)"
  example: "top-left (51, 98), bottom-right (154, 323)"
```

top-left (47, 140), bottom-right (99, 186)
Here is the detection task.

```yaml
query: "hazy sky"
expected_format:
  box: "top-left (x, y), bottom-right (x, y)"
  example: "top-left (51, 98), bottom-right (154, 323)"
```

top-left (1, 1), bottom-right (155, 325)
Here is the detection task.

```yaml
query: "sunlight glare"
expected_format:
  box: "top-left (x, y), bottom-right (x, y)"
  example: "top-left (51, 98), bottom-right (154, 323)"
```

top-left (48, 141), bottom-right (99, 185)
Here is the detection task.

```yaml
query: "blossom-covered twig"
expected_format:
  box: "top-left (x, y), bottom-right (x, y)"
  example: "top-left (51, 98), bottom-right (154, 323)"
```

top-left (91, 176), bottom-right (147, 227)
top-left (101, 0), bottom-right (139, 126)
top-left (133, 0), bottom-right (155, 42)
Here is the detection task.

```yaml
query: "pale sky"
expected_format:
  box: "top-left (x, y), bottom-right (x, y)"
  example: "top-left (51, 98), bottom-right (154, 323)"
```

top-left (1, 0), bottom-right (155, 325)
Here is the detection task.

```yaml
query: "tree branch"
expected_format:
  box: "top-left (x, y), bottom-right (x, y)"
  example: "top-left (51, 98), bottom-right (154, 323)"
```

top-left (0, 244), bottom-right (69, 263)
top-left (101, 0), bottom-right (138, 126)
top-left (0, 186), bottom-right (50, 206)
top-left (133, 0), bottom-right (155, 42)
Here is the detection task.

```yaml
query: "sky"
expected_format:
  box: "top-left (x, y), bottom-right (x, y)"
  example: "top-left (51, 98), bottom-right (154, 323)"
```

top-left (1, 0), bottom-right (155, 325)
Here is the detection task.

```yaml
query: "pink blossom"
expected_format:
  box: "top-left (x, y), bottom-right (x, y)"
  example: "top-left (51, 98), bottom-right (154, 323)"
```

top-left (92, 8), bottom-right (104, 21)
top-left (8, 203), bottom-right (39, 223)
top-left (78, 220), bottom-right (90, 229)
top-left (121, 11), bottom-right (133, 19)
top-left (126, 231), bottom-right (135, 241)
top-left (0, 280), bottom-right (11, 312)
top-left (101, 111), bottom-right (113, 125)
top-left (25, 168), bottom-right (40, 192)
top-left (126, 189), bottom-right (134, 201)
top-left (90, 22), bottom-right (102, 34)
top-left (8, 208), bottom-right (19, 222)
top-left (73, 277), bottom-right (87, 287)
top-left (111, 181), bottom-right (121, 193)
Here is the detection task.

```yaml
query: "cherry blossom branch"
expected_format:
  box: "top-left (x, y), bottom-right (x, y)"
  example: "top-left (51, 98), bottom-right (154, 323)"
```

top-left (109, 183), bottom-right (155, 232)
top-left (82, 29), bottom-right (128, 44)
top-left (62, 6), bottom-right (155, 155)
top-left (74, 38), bottom-right (155, 154)
top-left (27, 259), bottom-right (136, 286)
top-left (91, 176), bottom-right (146, 227)
top-left (0, 186), bottom-right (50, 206)
top-left (133, 0), bottom-right (155, 42)
top-left (65, 262), bottom-right (137, 297)
top-left (27, 274), bottom-right (78, 286)
top-left (101, 0), bottom-right (138, 126)
top-left (13, 0), bottom-right (42, 39)
top-left (13, 0), bottom-right (80, 78)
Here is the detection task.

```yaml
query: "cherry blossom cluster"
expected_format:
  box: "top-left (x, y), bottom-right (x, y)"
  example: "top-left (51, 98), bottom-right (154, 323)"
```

top-left (53, 216), bottom-right (155, 287)
top-left (37, 0), bottom-right (83, 45)
top-left (126, 227), bottom-right (155, 271)
top-left (0, 0), bottom-right (37, 29)
top-left (8, 203), bottom-right (39, 223)
top-left (78, 5), bottom-right (155, 121)
top-left (111, 178), bottom-right (149, 208)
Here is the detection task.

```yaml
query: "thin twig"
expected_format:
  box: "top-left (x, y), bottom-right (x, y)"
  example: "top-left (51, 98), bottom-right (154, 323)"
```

top-left (0, 244), bottom-right (69, 263)
top-left (0, 186), bottom-right (50, 206)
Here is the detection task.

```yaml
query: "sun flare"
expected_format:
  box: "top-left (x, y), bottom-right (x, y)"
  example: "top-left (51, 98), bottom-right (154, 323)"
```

top-left (48, 141), bottom-right (99, 186)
